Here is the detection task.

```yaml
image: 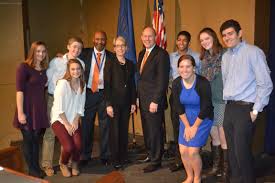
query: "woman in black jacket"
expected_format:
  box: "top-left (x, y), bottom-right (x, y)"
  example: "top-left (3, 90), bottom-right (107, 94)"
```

top-left (172, 55), bottom-right (213, 183)
top-left (104, 36), bottom-right (136, 169)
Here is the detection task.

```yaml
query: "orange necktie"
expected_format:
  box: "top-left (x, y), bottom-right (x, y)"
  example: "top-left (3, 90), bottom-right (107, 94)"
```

top-left (140, 51), bottom-right (149, 74)
top-left (91, 52), bottom-right (102, 92)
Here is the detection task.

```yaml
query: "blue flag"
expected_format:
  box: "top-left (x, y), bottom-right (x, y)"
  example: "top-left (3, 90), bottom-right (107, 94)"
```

top-left (117, 0), bottom-right (137, 63)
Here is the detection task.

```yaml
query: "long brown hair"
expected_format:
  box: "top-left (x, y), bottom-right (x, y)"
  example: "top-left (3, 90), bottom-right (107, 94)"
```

top-left (198, 27), bottom-right (223, 60)
top-left (24, 41), bottom-right (49, 69)
top-left (62, 59), bottom-right (85, 93)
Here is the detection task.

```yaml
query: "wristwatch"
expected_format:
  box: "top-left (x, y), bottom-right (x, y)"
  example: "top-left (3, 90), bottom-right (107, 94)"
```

top-left (252, 110), bottom-right (258, 115)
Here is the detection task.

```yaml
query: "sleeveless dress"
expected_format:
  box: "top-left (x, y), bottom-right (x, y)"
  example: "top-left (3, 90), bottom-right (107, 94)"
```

top-left (178, 78), bottom-right (213, 147)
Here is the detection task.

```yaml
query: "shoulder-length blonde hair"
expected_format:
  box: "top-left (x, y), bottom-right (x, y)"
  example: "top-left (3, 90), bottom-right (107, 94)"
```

top-left (24, 41), bottom-right (49, 70)
top-left (62, 59), bottom-right (85, 94)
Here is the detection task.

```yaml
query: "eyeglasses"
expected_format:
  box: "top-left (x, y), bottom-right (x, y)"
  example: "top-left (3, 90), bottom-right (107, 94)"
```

top-left (115, 45), bottom-right (126, 48)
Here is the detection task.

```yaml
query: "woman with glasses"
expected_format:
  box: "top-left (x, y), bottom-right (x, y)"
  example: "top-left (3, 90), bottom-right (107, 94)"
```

top-left (104, 36), bottom-right (136, 169)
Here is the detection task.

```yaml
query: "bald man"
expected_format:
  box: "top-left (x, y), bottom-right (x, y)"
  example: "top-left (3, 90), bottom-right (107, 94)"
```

top-left (137, 26), bottom-right (170, 173)
top-left (79, 31), bottom-right (114, 166)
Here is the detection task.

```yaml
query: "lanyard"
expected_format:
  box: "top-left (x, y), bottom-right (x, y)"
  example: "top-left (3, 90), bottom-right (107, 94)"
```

top-left (93, 51), bottom-right (105, 72)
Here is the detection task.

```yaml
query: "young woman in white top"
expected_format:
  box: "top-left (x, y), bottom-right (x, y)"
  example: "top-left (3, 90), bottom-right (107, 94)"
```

top-left (41, 37), bottom-right (85, 176)
top-left (51, 59), bottom-right (86, 177)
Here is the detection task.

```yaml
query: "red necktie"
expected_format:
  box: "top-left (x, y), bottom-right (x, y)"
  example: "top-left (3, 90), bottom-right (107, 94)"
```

top-left (91, 52), bottom-right (102, 92)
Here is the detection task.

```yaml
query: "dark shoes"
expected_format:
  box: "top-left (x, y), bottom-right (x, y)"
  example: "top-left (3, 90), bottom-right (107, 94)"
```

top-left (143, 164), bottom-right (161, 173)
top-left (169, 163), bottom-right (183, 172)
top-left (101, 159), bottom-right (110, 166)
top-left (113, 163), bottom-right (123, 170)
top-left (79, 157), bottom-right (91, 167)
top-left (137, 156), bottom-right (151, 163)
top-left (29, 168), bottom-right (45, 179)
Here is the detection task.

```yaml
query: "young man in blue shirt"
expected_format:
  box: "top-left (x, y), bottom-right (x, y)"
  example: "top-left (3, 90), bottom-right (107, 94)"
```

top-left (220, 19), bottom-right (273, 183)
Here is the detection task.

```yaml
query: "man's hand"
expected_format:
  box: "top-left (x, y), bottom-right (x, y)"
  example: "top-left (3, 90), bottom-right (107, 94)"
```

top-left (106, 106), bottom-right (114, 118)
top-left (250, 112), bottom-right (257, 123)
top-left (149, 102), bottom-right (158, 113)
top-left (130, 105), bottom-right (136, 114)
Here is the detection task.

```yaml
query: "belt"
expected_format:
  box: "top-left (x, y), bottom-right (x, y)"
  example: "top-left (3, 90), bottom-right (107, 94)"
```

top-left (48, 93), bottom-right (54, 97)
top-left (227, 100), bottom-right (253, 105)
top-left (86, 88), bottom-right (104, 93)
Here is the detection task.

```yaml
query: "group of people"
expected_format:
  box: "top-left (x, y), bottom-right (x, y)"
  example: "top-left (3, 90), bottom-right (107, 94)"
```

top-left (13, 19), bottom-right (273, 183)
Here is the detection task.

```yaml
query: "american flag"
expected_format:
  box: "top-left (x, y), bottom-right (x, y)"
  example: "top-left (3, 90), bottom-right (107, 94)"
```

top-left (152, 0), bottom-right (167, 49)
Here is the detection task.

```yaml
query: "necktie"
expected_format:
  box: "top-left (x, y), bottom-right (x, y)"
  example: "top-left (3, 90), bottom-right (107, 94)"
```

top-left (140, 51), bottom-right (149, 74)
top-left (91, 52), bottom-right (102, 92)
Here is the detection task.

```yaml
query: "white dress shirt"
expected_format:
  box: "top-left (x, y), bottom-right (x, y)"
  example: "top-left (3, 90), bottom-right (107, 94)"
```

top-left (87, 48), bottom-right (106, 89)
top-left (51, 79), bottom-right (86, 124)
top-left (146, 44), bottom-right (155, 56)
top-left (47, 54), bottom-right (85, 94)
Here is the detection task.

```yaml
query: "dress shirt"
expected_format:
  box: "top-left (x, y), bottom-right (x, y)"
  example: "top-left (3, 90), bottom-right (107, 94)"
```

top-left (51, 79), bottom-right (86, 124)
top-left (87, 48), bottom-right (106, 89)
top-left (169, 49), bottom-right (201, 82)
top-left (47, 54), bottom-right (85, 95)
top-left (222, 41), bottom-right (273, 112)
top-left (146, 44), bottom-right (156, 55)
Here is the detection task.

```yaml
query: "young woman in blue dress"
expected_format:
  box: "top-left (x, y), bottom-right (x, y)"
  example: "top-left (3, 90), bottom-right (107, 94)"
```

top-left (172, 55), bottom-right (213, 183)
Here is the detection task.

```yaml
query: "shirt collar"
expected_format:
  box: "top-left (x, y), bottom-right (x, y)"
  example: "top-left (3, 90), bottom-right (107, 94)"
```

top-left (146, 44), bottom-right (156, 53)
top-left (62, 54), bottom-right (67, 59)
top-left (94, 47), bottom-right (105, 55)
top-left (63, 53), bottom-right (81, 62)
top-left (229, 41), bottom-right (245, 53)
top-left (174, 48), bottom-right (192, 57)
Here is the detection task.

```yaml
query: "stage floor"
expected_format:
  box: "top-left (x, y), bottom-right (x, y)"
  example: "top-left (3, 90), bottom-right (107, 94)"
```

top-left (42, 129), bottom-right (275, 183)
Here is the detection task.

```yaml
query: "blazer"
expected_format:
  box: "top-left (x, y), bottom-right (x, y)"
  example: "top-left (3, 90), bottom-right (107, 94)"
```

top-left (172, 74), bottom-right (214, 120)
top-left (137, 45), bottom-right (170, 111)
top-left (79, 47), bottom-right (115, 85)
top-left (104, 57), bottom-right (136, 107)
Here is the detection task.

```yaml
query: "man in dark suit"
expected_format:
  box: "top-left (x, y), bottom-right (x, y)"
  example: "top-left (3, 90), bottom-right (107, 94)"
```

top-left (137, 26), bottom-right (170, 173)
top-left (79, 31), bottom-right (113, 166)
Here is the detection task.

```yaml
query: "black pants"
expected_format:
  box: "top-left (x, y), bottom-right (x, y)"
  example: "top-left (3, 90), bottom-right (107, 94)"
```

top-left (20, 129), bottom-right (42, 174)
top-left (109, 104), bottom-right (130, 164)
top-left (140, 108), bottom-right (164, 165)
top-left (81, 89), bottom-right (110, 160)
top-left (169, 92), bottom-right (181, 165)
top-left (223, 103), bottom-right (256, 183)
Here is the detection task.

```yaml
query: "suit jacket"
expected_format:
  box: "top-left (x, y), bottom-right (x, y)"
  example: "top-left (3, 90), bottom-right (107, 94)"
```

top-left (137, 45), bottom-right (170, 111)
top-left (104, 57), bottom-right (136, 107)
top-left (79, 47), bottom-right (115, 85)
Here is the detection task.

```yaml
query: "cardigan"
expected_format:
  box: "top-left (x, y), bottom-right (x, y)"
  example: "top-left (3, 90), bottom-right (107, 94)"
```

top-left (172, 74), bottom-right (213, 120)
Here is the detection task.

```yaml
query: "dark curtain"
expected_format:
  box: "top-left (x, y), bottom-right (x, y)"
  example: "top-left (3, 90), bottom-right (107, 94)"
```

top-left (264, 0), bottom-right (275, 154)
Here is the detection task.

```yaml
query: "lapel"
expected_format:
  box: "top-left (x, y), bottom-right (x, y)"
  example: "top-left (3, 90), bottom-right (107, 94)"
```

top-left (86, 48), bottom-right (94, 73)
